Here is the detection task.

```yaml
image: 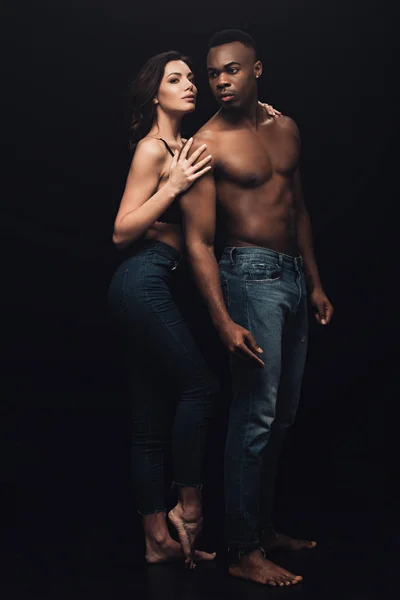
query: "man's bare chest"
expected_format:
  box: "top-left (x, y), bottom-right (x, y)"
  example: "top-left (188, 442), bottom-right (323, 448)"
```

top-left (214, 127), bottom-right (299, 188)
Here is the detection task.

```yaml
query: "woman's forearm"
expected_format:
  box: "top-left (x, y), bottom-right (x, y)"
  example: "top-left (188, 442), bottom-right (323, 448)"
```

top-left (113, 182), bottom-right (178, 250)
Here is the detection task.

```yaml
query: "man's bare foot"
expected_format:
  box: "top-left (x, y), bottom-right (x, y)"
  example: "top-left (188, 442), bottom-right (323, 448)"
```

top-left (168, 504), bottom-right (203, 569)
top-left (261, 530), bottom-right (317, 552)
top-left (145, 533), bottom-right (216, 565)
top-left (229, 549), bottom-right (303, 586)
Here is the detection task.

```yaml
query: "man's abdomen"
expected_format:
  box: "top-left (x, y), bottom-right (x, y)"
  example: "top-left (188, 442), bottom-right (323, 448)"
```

top-left (219, 183), bottom-right (298, 255)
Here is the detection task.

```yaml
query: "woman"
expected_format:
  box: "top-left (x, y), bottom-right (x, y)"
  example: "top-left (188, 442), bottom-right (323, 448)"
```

top-left (108, 50), bottom-right (279, 568)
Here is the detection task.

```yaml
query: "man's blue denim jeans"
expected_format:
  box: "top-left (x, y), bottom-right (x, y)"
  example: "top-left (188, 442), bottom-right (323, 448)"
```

top-left (219, 246), bottom-right (308, 551)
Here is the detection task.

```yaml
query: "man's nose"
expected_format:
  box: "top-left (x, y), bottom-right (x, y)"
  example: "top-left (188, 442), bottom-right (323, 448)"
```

top-left (216, 77), bottom-right (231, 89)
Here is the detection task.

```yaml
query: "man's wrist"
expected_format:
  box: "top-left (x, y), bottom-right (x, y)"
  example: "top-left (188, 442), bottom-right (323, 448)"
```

top-left (212, 314), bottom-right (233, 332)
top-left (305, 272), bottom-right (322, 294)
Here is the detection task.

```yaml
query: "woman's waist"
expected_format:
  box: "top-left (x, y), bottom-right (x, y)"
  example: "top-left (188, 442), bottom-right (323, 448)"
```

top-left (145, 225), bottom-right (183, 251)
top-left (119, 238), bottom-right (183, 271)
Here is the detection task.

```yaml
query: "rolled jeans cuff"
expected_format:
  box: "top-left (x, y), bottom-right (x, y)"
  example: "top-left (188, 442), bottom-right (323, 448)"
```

top-left (228, 542), bottom-right (261, 556)
top-left (137, 508), bottom-right (166, 516)
top-left (171, 481), bottom-right (203, 491)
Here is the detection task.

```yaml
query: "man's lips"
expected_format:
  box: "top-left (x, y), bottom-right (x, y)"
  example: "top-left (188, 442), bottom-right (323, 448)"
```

top-left (219, 93), bottom-right (235, 102)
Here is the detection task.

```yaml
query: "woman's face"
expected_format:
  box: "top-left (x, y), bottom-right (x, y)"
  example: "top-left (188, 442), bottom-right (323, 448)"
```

top-left (155, 60), bottom-right (197, 114)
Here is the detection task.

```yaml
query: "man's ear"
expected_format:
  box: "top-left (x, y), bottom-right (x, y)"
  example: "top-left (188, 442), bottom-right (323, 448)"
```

top-left (254, 60), bottom-right (263, 79)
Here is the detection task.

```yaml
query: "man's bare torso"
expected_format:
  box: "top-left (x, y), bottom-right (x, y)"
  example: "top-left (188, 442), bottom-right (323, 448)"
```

top-left (197, 108), bottom-right (301, 255)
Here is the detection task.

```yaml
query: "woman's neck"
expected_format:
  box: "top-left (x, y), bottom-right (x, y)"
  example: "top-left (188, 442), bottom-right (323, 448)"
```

top-left (150, 110), bottom-right (183, 145)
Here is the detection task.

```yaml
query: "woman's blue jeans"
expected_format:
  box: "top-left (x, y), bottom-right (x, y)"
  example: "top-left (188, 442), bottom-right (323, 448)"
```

top-left (108, 241), bottom-right (219, 515)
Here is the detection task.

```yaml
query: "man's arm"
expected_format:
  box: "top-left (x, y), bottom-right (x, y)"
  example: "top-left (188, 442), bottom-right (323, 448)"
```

top-left (180, 139), bottom-right (264, 366)
top-left (294, 166), bottom-right (334, 325)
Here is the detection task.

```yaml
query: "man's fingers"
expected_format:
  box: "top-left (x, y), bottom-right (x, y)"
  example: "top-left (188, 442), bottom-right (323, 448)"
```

top-left (243, 331), bottom-right (263, 354)
top-left (317, 307), bottom-right (326, 325)
top-left (236, 344), bottom-right (265, 368)
top-left (315, 302), bottom-right (329, 325)
top-left (324, 304), bottom-right (334, 324)
top-left (186, 143), bottom-right (207, 166)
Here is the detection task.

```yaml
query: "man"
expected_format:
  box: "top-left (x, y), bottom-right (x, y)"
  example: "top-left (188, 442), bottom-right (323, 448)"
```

top-left (180, 30), bottom-right (334, 586)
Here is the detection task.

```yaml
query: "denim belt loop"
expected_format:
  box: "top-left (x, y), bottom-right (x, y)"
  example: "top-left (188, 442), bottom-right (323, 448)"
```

top-left (294, 255), bottom-right (303, 273)
top-left (171, 255), bottom-right (182, 271)
top-left (229, 247), bottom-right (236, 266)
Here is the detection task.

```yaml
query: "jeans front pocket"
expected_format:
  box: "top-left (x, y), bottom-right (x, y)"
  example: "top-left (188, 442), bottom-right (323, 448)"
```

top-left (245, 261), bottom-right (282, 283)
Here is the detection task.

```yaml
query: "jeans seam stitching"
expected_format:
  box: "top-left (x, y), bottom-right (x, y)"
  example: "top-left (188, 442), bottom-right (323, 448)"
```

top-left (141, 261), bottom-right (211, 397)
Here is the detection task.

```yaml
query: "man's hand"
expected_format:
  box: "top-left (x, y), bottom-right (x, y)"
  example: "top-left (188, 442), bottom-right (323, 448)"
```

top-left (310, 288), bottom-right (334, 325)
top-left (219, 321), bottom-right (265, 368)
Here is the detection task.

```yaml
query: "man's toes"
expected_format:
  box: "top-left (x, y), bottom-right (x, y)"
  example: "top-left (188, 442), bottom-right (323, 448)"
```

top-left (282, 570), bottom-right (302, 585)
top-left (299, 539), bottom-right (316, 548)
top-left (194, 550), bottom-right (216, 561)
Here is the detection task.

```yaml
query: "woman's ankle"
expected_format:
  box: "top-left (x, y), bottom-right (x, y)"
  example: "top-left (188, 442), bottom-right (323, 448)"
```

top-left (174, 501), bottom-right (202, 522)
top-left (142, 511), bottom-right (170, 544)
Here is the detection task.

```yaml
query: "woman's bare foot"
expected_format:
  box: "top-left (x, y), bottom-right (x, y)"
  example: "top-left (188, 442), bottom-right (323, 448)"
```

top-left (145, 533), bottom-right (216, 564)
top-left (168, 503), bottom-right (203, 569)
top-left (142, 510), bottom-right (215, 565)
top-left (261, 530), bottom-right (317, 551)
top-left (229, 549), bottom-right (303, 587)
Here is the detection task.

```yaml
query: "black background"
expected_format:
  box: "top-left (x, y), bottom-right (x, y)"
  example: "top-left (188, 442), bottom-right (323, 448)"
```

top-left (1, 1), bottom-right (395, 550)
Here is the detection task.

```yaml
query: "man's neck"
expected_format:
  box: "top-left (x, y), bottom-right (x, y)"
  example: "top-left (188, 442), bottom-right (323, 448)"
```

top-left (219, 96), bottom-right (261, 129)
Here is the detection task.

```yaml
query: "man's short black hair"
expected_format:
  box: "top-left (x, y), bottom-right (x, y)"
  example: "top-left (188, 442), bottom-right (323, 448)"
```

top-left (208, 29), bottom-right (257, 58)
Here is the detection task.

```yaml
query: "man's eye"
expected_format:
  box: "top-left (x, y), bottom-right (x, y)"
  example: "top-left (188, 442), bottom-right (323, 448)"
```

top-left (209, 73), bottom-right (217, 79)
top-left (229, 68), bottom-right (239, 74)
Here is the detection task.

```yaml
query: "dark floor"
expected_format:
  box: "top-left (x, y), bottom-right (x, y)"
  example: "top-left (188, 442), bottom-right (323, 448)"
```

top-left (2, 354), bottom-right (392, 600)
top-left (3, 506), bottom-right (393, 600)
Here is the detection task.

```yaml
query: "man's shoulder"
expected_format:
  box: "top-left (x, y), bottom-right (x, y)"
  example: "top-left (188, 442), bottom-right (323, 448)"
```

top-left (193, 113), bottom-right (224, 142)
top-left (273, 114), bottom-right (300, 138)
top-left (192, 116), bottom-right (229, 162)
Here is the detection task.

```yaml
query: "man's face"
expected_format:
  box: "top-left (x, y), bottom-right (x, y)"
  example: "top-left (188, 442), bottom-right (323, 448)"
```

top-left (207, 42), bottom-right (262, 108)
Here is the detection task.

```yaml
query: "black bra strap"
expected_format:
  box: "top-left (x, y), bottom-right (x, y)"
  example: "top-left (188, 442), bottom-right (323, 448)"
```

top-left (158, 138), bottom-right (175, 157)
